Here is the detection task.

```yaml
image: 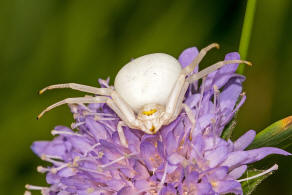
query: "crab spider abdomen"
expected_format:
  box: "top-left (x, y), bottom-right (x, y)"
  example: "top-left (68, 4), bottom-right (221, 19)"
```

top-left (114, 53), bottom-right (182, 112)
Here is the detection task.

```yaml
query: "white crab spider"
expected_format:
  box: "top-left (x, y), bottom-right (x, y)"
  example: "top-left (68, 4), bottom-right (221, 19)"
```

top-left (38, 43), bottom-right (251, 147)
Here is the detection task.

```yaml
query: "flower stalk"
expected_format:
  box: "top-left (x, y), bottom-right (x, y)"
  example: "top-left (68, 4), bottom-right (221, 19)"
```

top-left (237, 0), bottom-right (257, 74)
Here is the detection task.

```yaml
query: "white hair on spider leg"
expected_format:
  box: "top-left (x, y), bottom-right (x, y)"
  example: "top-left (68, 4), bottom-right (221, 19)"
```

top-left (37, 43), bottom-right (251, 147)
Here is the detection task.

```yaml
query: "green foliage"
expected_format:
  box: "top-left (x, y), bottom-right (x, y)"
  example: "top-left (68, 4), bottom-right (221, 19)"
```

top-left (237, 0), bottom-right (257, 74)
top-left (248, 116), bottom-right (292, 149)
top-left (241, 168), bottom-right (275, 195)
top-left (222, 118), bottom-right (237, 140)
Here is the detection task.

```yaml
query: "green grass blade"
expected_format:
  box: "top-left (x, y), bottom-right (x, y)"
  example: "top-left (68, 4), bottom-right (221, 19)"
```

top-left (247, 116), bottom-right (292, 149)
top-left (237, 0), bottom-right (257, 74)
top-left (241, 167), bottom-right (276, 195)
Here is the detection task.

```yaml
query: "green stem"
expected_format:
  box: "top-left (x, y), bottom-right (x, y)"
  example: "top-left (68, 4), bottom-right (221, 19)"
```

top-left (237, 0), bottom-right (257, 74)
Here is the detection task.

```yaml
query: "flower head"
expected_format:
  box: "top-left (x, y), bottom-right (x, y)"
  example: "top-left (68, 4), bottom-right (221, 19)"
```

top-left (27, 46), bottom-right (290, 195)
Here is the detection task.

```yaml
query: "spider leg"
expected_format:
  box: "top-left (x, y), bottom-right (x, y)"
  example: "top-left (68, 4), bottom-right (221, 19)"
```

top-left (182, 43), bottom-right (220, 75)
top-left (39, 83), bottom-right (112, 96)
top-left (110, 91), bottom-right (137, 125)
top-left (106, 97), bottom-right (136, 127)
top-left (117, 121), bottom-right (128, 147)
top-left (162, 74), bottom-right (189, 124)
top-left (170, 82), bottom-right (189, 122)
top-left (105, 93), bottom-right (141, 147)
top-left (187, 60), bottom-right (252, 83)
top-left (39, 85), bottom-right (139, 147)
top-left (37, 96), bottom-right (109, 119)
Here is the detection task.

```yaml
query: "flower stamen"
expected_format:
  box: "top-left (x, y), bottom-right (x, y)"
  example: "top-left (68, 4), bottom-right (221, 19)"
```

top-left (237, 164), bottom-right (278, 182)
top-left (99, 152), bottom-right (137, 169)
top-left (25, 184), bottom-right (48, 191)
top-left (51, 129), bottom-right (83, 137)
top-left (71, 122), bottom-right (85, 129)
top-left (195, 77), bottom-right (206, 122)
top-left (84, 143), bottom-right (101, 156)
top-left (41, 154), bottom-right (64, 166)
top-left (37, 166), bottom-right (50, 173)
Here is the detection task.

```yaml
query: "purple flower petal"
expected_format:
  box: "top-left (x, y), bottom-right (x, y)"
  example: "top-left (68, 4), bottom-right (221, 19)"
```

top-left (68, 136), bottom-right (92, 154)
top-left (221, 151), bottom-right (248, 168)
top-left (205, 145), bottom-right (228, 168)
top-left (219, 77), bottom-right (243, 116)
top-left (165, 131), bottom-right (178, 155)
top-left (234, 130), bottom-right (256, 151)
top-left (178, 46), bottom-right (199, 70)
top-left (133, 161), bottom-right (150, 180)
top-left (160, 184), bottom-right (177, 195)
top-left (167, 153), bottom-right (185, 165)
top-left (207, 166), bottom-right (229, 180)
top-left (185, 93), bottom-right (200, 108)
top-left (214, 180), bottom-right (242, 194)
top-left (31, 137), bottom-right (71, 158)
top-left (229, 165), bottom-right (247, 179)
top-left (204, 52), bottom-right (241, 91)
top-left (118, 186), bottom-right (136, 195)
top-left (244, 147), bottom-right (291, 164)
top-left (85, 118), bottom-right (109, 140)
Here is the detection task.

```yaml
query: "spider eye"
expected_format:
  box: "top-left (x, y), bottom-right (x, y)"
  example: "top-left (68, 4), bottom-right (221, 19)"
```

top-left (142, 109), bottom-right (157, 116)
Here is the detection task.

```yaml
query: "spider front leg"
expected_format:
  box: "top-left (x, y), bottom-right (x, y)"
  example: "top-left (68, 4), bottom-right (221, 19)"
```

top-left (162, 74), bottom-right (189, 124)
top-left (187, 59), bottom-right (252, 83)
top-left (37, 96), bottom-right (109, 119)
top-left (162, 76), bottom-right (196, 139)
top-left (39, 83), bottom-right (113, 96)
top-left (38, 89), bottom-right (138, 148)
top-left (117, 121), bottom-right (128, 147)
top-left (182, 43), bottom-right (220, 75)
top-left (107, 92), bottom-right (145, 147)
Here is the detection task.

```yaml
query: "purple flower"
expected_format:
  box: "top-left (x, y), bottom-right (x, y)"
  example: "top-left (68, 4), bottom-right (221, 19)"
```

top-left (26, 46), bottom-right (290, 195)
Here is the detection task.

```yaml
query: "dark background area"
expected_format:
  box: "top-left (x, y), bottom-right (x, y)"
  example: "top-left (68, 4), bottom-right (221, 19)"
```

top-left (0, 0), bottom-right (291, 194)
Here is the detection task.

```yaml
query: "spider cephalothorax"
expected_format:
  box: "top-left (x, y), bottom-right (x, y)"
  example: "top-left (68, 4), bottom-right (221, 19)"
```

top-left (38, 43), bottom-right (251, 147)
top-left (136, 104), bottom-right (165, 134)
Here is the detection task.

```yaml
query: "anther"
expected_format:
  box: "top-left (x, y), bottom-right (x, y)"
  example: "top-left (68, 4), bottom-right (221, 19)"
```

top-left (87, 188), bottom-right (95, 193)
top-left (72, 156), bottom-right (80, 167)
top-left (24, 191), bottom-right (31, 195)
top-left (37, 166), bottom-right (49, 173)
top-left (69, 104), bottom-right (79, 113)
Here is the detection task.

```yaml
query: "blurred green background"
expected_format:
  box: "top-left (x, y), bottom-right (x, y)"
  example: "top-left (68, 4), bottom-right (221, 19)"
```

top-left (0, 0), bottom-right (291, 194)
